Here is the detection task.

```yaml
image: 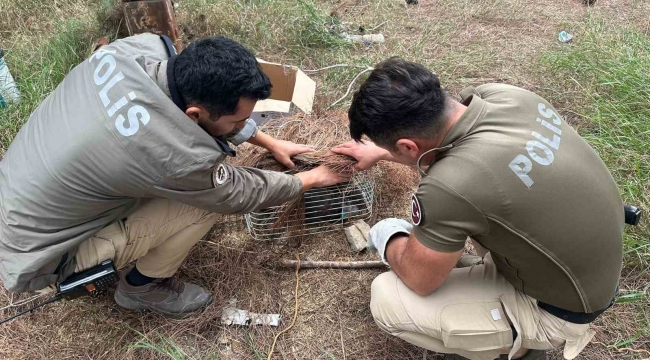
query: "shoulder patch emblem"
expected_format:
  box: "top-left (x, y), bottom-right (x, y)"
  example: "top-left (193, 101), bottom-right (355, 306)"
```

top-left (215, 164), bottom-right (229, 185)
top-left (411, 194), bottom-right (423, 225)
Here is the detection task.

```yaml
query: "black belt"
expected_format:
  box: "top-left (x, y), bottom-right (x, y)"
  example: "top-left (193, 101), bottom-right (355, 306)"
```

top-left (538, 289), bottom-right (618, 324)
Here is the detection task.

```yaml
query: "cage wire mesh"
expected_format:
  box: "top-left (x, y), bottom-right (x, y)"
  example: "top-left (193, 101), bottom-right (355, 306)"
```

top-left (245, 172), bottom-right (375, 241)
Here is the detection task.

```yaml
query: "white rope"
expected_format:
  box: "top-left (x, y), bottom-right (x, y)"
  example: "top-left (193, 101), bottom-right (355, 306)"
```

top-left (0, 293), bottom-right (45, 311)
top-left (302, 64), bottom-right (370, 73)
top-left (298, 63), bottom-right (375, 110)
top-left (327, 67), bottom-right (374, 109)
top-left (274, 119), bottom-right (303, 138)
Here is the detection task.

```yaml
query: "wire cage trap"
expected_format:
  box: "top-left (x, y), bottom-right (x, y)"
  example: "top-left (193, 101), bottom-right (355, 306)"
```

top-left (245, 172), bottom-right (375, 241)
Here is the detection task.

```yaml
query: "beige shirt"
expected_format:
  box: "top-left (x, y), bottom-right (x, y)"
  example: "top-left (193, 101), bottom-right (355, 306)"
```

top-left (413, 84), bottom-right (624, 313)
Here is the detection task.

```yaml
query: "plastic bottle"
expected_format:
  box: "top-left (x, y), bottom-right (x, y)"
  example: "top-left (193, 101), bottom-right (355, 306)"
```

top-left (0, 48), bottom-right (20, 108)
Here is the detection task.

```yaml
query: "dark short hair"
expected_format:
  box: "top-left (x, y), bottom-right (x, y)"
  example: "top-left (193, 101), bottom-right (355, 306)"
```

top-left (348, 57), bottom-right (447, 147)
top-left (174, 36), bottom-right (272, 117)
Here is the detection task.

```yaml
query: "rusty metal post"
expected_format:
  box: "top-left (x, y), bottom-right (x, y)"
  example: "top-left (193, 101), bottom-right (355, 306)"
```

top-left (122, 0), bottom-right (183, 51)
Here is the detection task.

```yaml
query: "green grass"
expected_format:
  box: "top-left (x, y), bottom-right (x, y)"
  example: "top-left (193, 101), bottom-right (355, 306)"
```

top-left (0, 18), bottom-right (105, 153)
top-left (178, 0), bottom-right (348, 56)
top-left (542, 17), bottom-right (650, 353)
top-left (543, 17), bottom-right (650, 269)
top-left (129, 332), bottom-right (206, 360)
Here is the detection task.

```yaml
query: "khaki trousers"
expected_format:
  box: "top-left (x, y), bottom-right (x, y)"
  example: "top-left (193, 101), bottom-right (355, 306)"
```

top-left (370, 252), bottom-right (595, 360)
top-left (75, 198), bottom-right (218, 278)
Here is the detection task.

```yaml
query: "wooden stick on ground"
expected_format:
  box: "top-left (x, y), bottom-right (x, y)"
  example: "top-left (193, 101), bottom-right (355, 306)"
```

top-left (279, 259), bottom-right (386, 269)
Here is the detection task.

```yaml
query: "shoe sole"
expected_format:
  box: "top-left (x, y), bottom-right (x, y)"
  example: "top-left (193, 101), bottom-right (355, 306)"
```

top-left (114, 290), bottom-right (213, 319)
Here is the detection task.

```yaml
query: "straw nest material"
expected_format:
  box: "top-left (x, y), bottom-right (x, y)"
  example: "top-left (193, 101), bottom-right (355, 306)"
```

top-left (229, 111), bottom-right (421, 239)
top-left (231, 111), bottom-right (357, 175)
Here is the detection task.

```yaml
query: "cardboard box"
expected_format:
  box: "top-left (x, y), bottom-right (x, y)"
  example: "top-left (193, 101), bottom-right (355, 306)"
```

top-left (251, 59), bottom-right (316, 125)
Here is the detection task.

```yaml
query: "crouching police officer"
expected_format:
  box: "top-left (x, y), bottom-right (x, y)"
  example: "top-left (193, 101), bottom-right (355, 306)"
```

top-left (0, 34), bottom-right (347, 318)
top-left (333, 58), bottom-right (624, 359)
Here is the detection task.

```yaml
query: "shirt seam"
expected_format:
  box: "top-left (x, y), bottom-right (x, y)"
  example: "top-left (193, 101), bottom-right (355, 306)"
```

top-left (143, 154), bottom-right (221, 197)
top-left (440, 96), bottom-right (487, 149)
top-left (485, 215), bottom-right (591, 312)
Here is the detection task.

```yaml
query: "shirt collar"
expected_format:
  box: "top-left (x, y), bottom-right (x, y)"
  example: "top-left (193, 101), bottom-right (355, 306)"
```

top-left (145, 60), bottom-right (237, 157)
top-left (145, 60), bottom-right (172, 97)
top-left (439, 89), bottom-right (486, 148)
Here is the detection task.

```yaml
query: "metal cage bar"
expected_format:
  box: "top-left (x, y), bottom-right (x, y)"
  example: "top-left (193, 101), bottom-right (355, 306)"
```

top-left (245, 172), bottom-right (375, 241)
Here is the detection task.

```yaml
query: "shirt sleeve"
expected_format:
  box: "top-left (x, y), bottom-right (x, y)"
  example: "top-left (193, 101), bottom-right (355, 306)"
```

top-left (412, 175), bottom-right (489, 252)
top-left (145, 158), bottom-right (303, 215)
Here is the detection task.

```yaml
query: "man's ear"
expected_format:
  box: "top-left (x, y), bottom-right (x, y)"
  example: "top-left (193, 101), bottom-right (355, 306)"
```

top-left (395, 139), bottom-right (420, 158)
top-left (185, 106), bottom-right (208, 124)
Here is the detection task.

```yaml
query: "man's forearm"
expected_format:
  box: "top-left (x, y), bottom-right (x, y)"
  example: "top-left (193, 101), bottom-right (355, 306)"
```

top-left (385, 235), bottom-right (410, 276)
top-left (385, 235), bottom-right (440, 296)
top-left (377, 148), bottom-right (399, 163)
top-left (367, 142), bottom-right (416, 167)
top-left (246, 130), bottom-right (275, 150)
top-left (385, 234), bottom-right (460, 296)
top-left (379, 150), bottom-right (421, 168)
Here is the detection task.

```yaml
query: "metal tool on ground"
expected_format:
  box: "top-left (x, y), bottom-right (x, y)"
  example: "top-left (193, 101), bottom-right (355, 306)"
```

top-left (0, 260), bottom-right (118, 325)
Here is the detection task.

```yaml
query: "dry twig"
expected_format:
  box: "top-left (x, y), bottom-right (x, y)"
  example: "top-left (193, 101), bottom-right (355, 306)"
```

top-left (279, 259), bottom-right (386, 269)
top-left (592, 341), bottom-right (650, 358)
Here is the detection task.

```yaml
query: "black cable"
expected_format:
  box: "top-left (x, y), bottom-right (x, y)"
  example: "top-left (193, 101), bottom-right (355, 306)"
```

top-left (0, 294), bottom-right (62, 326)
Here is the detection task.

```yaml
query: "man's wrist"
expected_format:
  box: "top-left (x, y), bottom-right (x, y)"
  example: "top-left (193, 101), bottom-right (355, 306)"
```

top-left (294, 171), bottom-right (314, 192)
top-left (378, 147), bottom-right (394, 162)
top-left (247, 130), bottom-right (274, 150)
top-left (266, 137), bottom-right (279, 152)
top-left (384, 233), bottom-right (408, 266)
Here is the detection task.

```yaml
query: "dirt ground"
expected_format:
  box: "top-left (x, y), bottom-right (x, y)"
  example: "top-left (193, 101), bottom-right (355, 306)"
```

top-left (0, 0), bottom-right (649, 359)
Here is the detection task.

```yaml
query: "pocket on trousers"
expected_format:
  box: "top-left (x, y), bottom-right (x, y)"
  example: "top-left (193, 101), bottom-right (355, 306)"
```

top-left (440, 301), bottom-right (514, 351)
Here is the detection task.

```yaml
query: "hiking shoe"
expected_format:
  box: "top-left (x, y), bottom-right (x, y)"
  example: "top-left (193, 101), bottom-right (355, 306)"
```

top-left (516, 350), bottom-right (547, 360)
top-left (114, 271), bottom-right (212, 319)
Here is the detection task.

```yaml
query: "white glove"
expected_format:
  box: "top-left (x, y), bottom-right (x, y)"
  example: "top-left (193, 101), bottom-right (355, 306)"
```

top-left (368, 218), bottom-right (413, 265)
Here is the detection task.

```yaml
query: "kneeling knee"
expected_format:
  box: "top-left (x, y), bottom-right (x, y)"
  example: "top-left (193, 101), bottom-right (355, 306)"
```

top-left (370, 272), bottom-right (402, 333)
top-left (199, 211), bottom-right (218, 224)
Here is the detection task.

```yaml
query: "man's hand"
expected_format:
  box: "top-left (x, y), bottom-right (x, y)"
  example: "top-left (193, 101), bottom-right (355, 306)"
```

top-left (247, 131), bottom-right (313, 169)
top-left (331, 141), bottom-right (391, 170)
top-left (269, 139), bottom-right (314, 169)
top-left (295, 165), bottom-right (350, 192)
top-left (368, 218), bottom-right (413, 265)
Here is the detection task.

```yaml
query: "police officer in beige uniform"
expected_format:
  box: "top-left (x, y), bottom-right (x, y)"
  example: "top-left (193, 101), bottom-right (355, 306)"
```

top-left (0, 34), bottom-right (346, 318)
top-left (333, 58), bottom-right (624, 360)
